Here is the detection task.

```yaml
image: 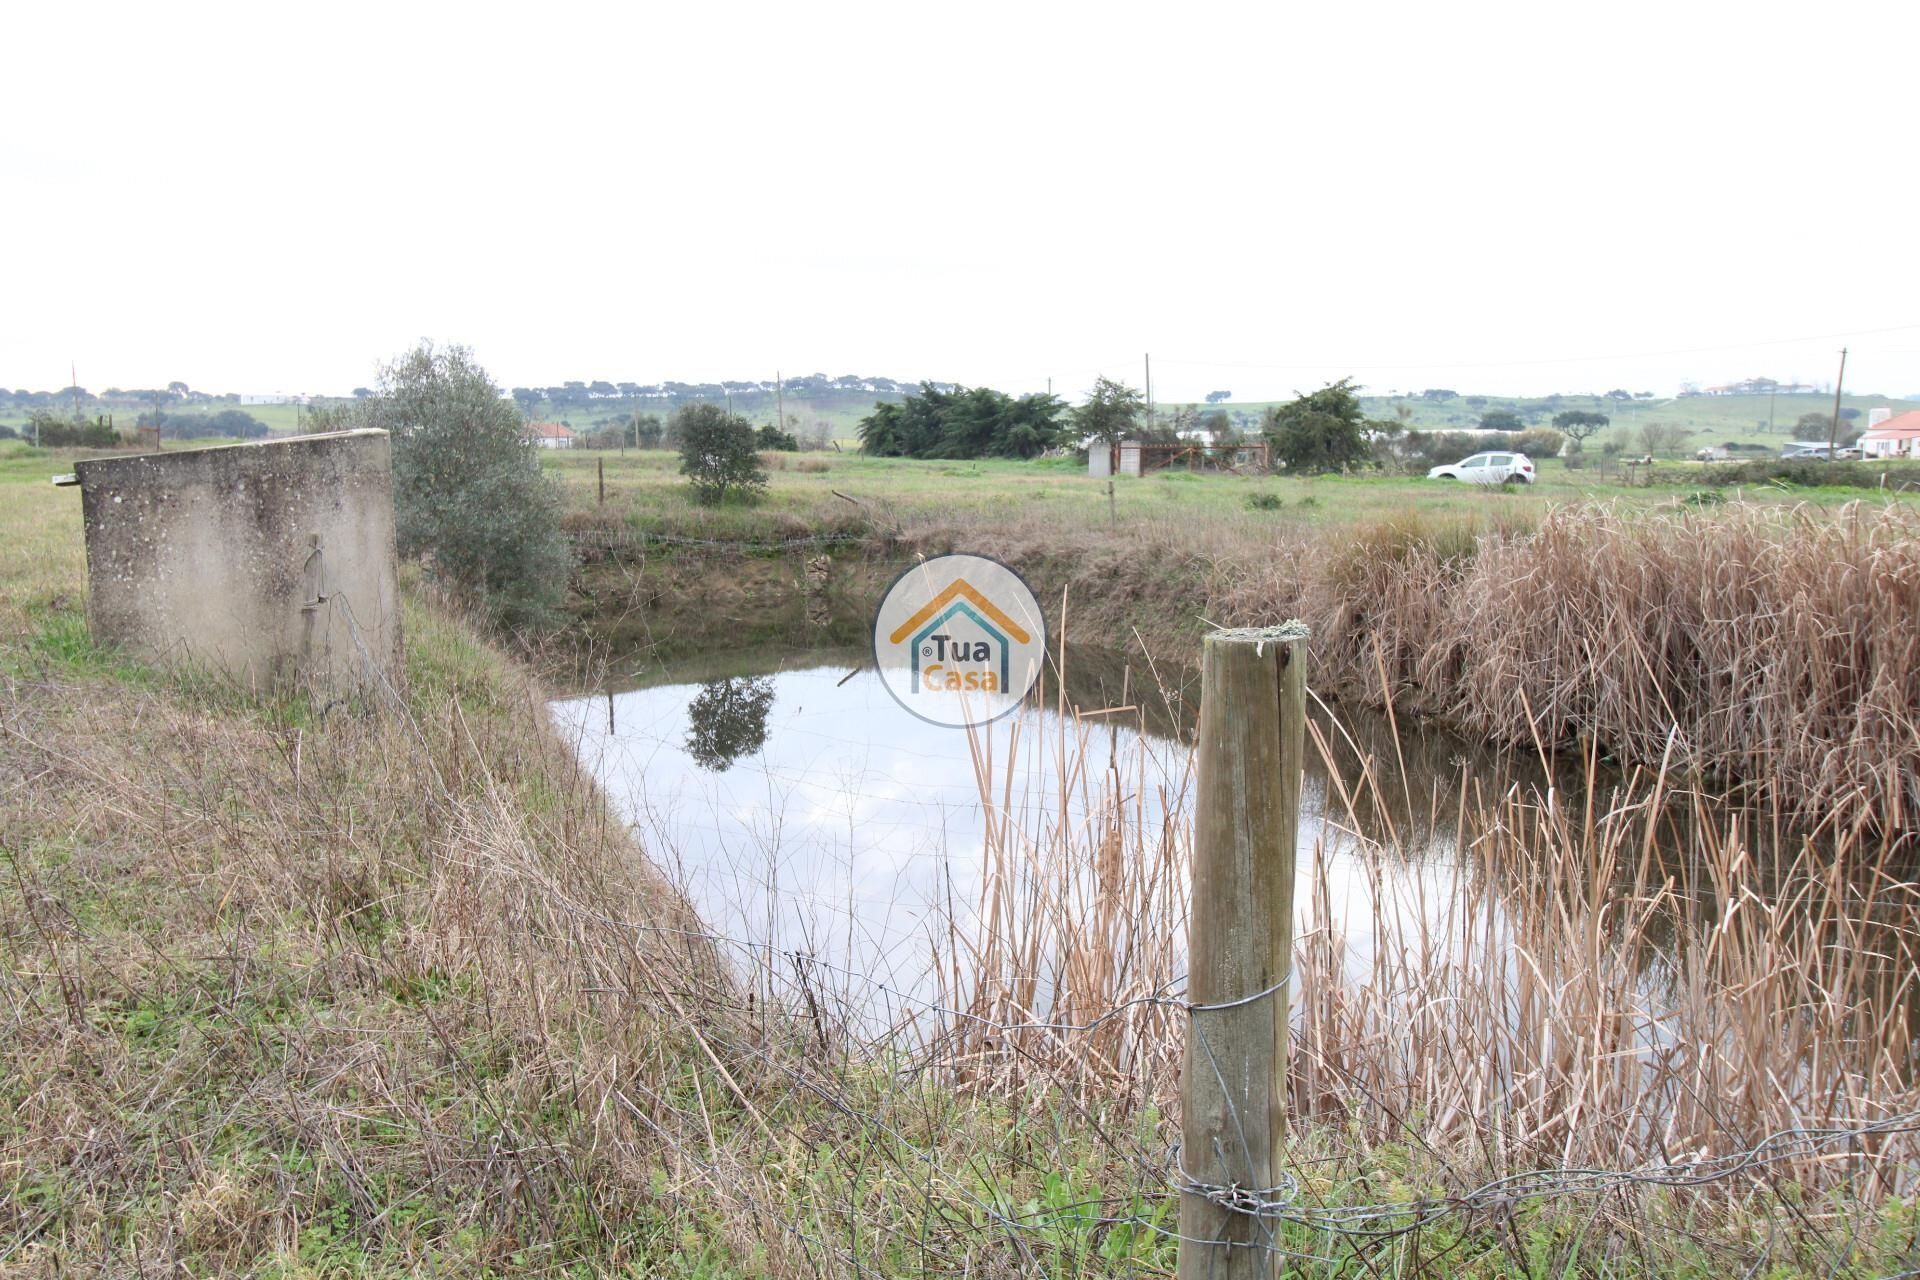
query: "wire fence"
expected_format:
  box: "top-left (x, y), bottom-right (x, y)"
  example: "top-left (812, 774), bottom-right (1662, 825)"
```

top-left (534, 899), bottom-right (1920, 1275)
top-left (566, 527), bottom-right (872, 554)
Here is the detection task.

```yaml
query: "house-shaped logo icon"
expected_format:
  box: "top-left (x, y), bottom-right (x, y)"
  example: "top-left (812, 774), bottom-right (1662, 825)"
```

top-left (886, 578), bottom-right (1032, 693)
top-left (871, 555), bottom-right (1047, 728)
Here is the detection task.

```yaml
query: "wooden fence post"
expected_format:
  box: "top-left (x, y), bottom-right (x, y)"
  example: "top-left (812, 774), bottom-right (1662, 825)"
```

top-left (1179, 624), bottom-right (1307, 1280)
top-left (597, 456), bottom-right (605, 505)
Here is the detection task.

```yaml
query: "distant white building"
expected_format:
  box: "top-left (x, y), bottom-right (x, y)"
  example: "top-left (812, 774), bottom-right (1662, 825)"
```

top-left (1860, 410), bottom-right (1920, 460)
top-left (239, 393), bottom-right (313, 406)
top-left (527, 422), bottom-right (575, 450)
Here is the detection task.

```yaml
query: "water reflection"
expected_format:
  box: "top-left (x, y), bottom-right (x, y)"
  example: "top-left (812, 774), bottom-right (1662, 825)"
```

top-left (550, 646), bottom-right (1505, 1016)
top-left (685, 676), bottom-right (776, 771)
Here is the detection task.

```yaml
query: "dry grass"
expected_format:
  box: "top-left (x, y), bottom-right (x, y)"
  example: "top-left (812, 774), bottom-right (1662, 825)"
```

top-left (930, 663), bottom-right (1920, 1267)
top-left (0, 594), bottom-right (755, 1272)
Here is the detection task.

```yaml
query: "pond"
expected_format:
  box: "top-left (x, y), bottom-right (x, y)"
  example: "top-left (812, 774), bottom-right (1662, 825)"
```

top-left (549, 640), bottom-right (1527, 1027)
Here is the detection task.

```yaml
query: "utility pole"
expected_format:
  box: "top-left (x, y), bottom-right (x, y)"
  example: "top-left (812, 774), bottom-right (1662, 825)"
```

top-left (1144, 353), bottom-right (1152, 420)
top-left (1768, 387), bottom-right (1776, 434)
top-left (776, 370), bottom-right (784, 432)
top-left (1828, 347), bottom-right (1848, 456)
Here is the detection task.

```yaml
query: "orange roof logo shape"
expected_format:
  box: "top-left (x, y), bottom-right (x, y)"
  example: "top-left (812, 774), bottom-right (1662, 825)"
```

top-left (887, 578), bottom-right (1032, 646)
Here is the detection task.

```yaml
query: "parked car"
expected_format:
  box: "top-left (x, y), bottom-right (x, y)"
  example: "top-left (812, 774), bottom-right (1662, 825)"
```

top-left (1427, 451), bottom-right (1536, 485)
top-left (1781, 445), bottom-right (1833, 460)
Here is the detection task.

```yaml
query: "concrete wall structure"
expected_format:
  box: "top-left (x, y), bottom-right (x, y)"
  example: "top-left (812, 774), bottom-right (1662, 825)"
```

top-left (74, 429), bottom-right (403, 696)
top-left (1118, 441), bottom-right (1143, 477)
top-left (1088, 443), bottom-right (1112, 477)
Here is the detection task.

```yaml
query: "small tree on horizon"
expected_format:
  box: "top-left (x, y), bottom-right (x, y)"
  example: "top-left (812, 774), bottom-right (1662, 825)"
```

top-left (675, 403), bottom-right (766, 505)
top-left (1552, 409), bottom-right (1609, 451)
top-left (1072, 376), bottom-right (1145, 447)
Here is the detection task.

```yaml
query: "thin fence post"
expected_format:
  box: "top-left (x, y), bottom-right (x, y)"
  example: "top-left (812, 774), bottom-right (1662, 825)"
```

top-left (597, 455), bottom-right (605, 505)
top-left (1179, 624), bottom-right (1307, 1280)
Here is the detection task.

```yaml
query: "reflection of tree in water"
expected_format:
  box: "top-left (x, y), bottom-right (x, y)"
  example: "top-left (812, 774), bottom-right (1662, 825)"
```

top-left (685, 677), bottom-right (775, 772)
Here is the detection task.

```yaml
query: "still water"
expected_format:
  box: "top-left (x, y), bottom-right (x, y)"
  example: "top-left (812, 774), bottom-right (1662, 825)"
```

top-left (550, 645), bottom-right (1498, 1017)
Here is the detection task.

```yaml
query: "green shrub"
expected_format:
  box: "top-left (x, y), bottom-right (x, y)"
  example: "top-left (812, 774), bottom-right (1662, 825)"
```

top-left (755, 423), bottom-right (799, 451)
top-left (675, 404), bottom-right (767, 506)
top-left (1512, 427), bottom-right (1566, 459)
top-left (380, 342), bottom-right (570, 633)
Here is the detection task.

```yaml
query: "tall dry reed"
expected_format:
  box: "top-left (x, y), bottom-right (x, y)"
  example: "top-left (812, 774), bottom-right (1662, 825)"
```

top-left (1211, 499), bottom-right (1920, 824)
top-left (935, 676), bottom-right (1920, 1211)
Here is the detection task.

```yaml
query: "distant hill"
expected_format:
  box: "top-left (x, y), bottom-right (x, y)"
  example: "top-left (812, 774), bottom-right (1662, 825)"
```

top-left (1169, 390), bottom-right (1920, 454)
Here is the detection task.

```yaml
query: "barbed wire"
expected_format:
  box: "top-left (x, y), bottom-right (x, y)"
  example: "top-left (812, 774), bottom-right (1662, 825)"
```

top-left (566, 528), bottom-right (870, 552)
top-left (1168, 1110), bottom-right (1920, 1238)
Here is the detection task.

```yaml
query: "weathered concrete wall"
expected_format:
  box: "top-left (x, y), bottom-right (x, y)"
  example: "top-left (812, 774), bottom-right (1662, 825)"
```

top-left (75, 429), bottom-right (403, 696)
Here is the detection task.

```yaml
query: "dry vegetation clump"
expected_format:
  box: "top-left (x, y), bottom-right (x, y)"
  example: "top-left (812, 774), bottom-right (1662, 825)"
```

top-left (1442, 501), bottom-right (1920, 819)
top-left (933, 687), bottom-right (1920, 1270)
top-left (1202, 500), bottom-right (1920, 822)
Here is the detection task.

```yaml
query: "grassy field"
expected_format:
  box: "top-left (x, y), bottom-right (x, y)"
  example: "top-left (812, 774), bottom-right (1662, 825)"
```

top-left (543, 444), bottom-right (1918, 540)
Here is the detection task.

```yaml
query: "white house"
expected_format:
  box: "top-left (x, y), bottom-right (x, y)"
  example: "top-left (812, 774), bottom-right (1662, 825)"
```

top-left (528, 422), bottom-right (575, 450)
top-left (1859, 410), bottom-right (1920, 460)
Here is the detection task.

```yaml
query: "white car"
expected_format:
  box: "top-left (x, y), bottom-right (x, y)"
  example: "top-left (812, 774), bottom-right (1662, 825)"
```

top-left (1427, 451), bottom-right (1536, 485)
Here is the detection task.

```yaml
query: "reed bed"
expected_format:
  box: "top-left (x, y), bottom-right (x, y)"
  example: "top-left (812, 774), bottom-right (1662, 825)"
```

top-left (1065, 497), bottom-right (1920, 825)
top-left (934, 672), bottom-right (1920, 1243)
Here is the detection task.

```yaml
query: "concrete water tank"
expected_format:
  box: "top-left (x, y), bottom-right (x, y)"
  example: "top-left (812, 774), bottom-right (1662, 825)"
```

top-left (72, 429), bottom-right (403, 697)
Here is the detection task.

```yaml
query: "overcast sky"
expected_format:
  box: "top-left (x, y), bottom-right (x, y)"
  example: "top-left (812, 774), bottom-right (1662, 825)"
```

top-left (6, 1), bottom-right (1917, 403)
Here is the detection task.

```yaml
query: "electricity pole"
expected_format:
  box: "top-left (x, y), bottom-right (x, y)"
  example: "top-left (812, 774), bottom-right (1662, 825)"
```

top-left (1827, 348), bottom-right (1848, 456)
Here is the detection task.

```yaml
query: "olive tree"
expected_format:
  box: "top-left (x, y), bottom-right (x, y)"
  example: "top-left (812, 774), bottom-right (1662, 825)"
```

top-left (674, 403), bottom-right (766, 505)
top-left (379, 341), bottom-right (570, 633)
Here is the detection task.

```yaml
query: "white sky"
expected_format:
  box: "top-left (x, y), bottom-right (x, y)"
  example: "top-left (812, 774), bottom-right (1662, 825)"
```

top-left (5, 0), bottom-right (1918, 402)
